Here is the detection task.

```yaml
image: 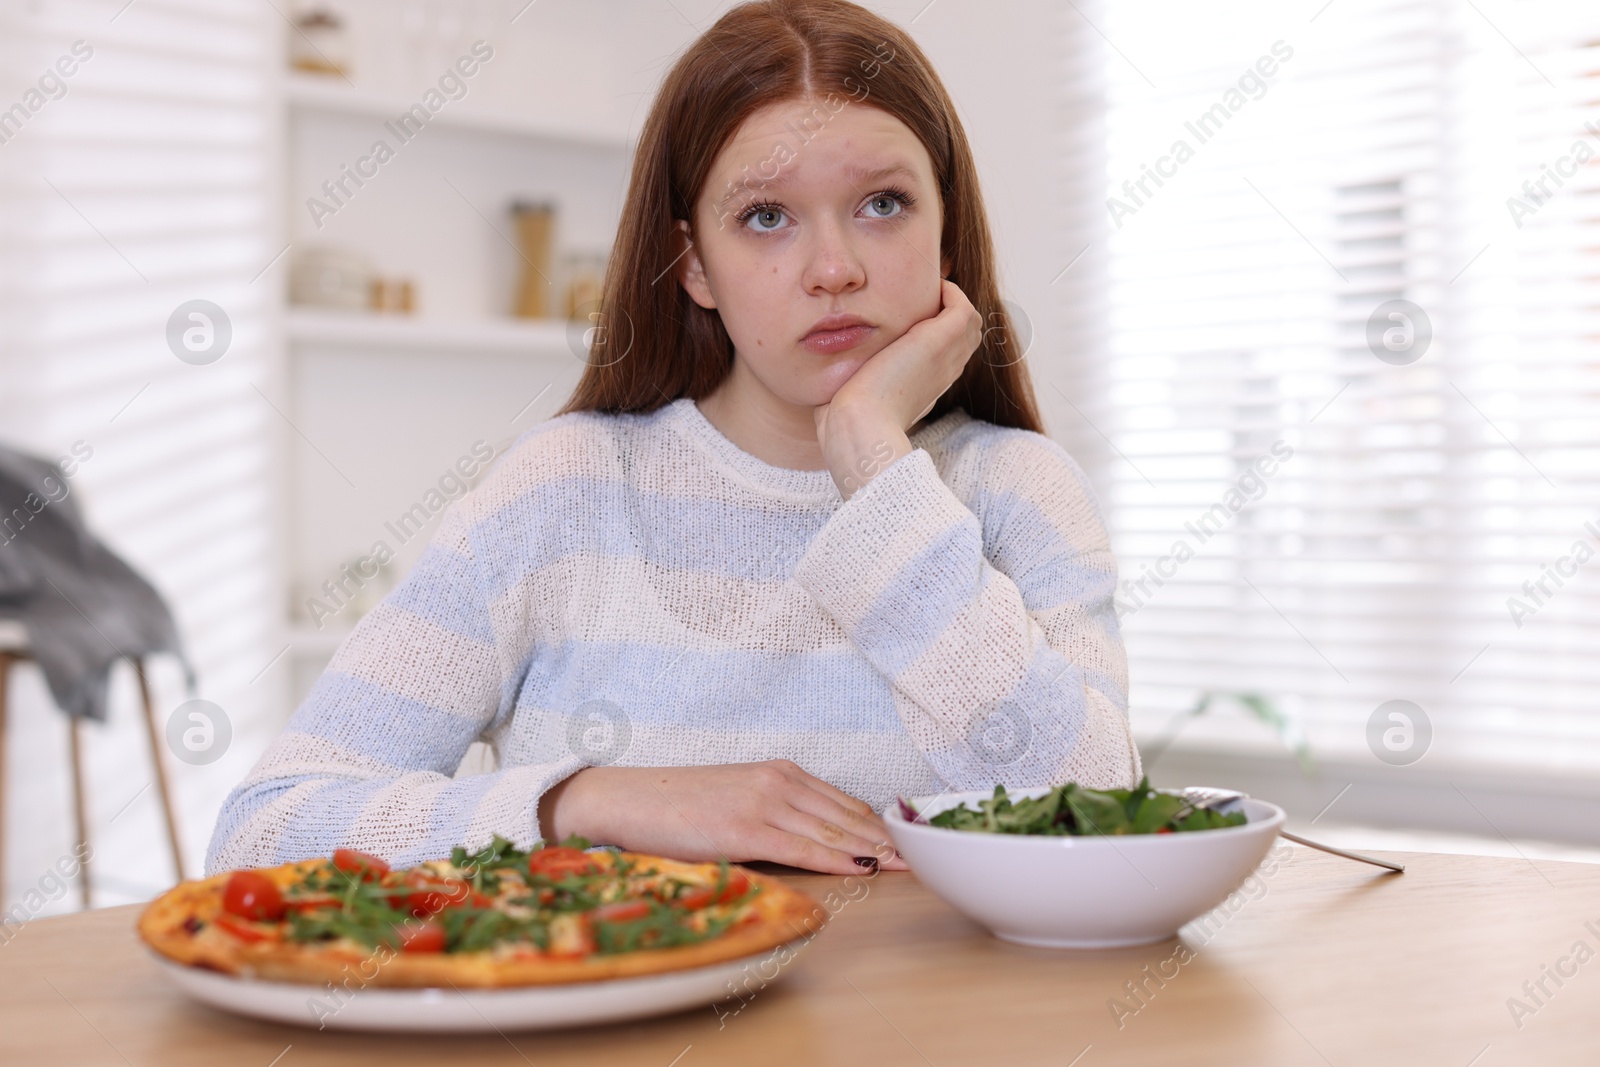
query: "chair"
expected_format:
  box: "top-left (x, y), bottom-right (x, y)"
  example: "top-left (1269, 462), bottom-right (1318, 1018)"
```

top-left (0, 624), bottom-right (186, 910)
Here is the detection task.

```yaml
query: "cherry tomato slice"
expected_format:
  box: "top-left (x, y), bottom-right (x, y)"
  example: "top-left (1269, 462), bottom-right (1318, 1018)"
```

top-left (281, 894), bottom-right (340, 913)
top-left (332, 848), bottom-right (390, 880)
top-left (592, 899), bottom-right (651, 923)
top-left (676, 886), bottom-right (714, 910)
top-left (213, 912), bottom-right (279, 942)
top-left (675, 871), bottom-right (750, 910)
top-left (396, 919), bottom-right (446, 953)
top-left (404, 889), bottom-right (451, 916)
top-left (527, 846), bottom-right (599, 878)
top-left (393, 872), bottom-right (491, 916)
top-left (222, 870), bottom-right (286, 921)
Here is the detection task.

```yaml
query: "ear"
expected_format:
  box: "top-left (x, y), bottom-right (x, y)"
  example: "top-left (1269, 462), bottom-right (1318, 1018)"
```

top-left (940, 250), bottom-right (952, 280)
top-left (674, 219), bottom-right (716, 310)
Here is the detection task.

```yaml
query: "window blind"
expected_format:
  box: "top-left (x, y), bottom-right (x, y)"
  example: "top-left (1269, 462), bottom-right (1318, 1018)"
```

top-left (1061, 0), bottom-right (1600, 771)
top-left (0, 0), bottom-right (277, 908)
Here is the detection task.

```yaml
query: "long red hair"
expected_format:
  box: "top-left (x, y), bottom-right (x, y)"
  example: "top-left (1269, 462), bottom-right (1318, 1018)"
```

top-left (556, 0), bottom-right (1043, 434)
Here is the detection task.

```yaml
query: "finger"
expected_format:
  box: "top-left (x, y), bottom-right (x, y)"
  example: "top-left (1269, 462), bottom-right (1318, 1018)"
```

top-left (782, 779), bottom-right (905, 865)
top-left (902, 285), bottom-right (968, 340)
top-left (939, 277), bottom-right (960, 308)
top-left (856, 837), bottom-right (910, 870)
top-left (940, 278), bottom-right (978, 321)
top-left (870, 844), bottom-right (908, 870)
top-left (774, 820), bottom-right (910, 873)
top-left (751, 827), bottom-right (867, 876)
top-left (760, 767), bottom-right (910, 870)
top-left (775, 761), bottom-right (874, 815)
top-left (933, 296), bottom-right (975, 339)
top-left (770, 805), bottom-right (892, 862)
top-left (782, 768), bottom-right (888, 835)
top-left (931, 290), bottom-right (982, 365)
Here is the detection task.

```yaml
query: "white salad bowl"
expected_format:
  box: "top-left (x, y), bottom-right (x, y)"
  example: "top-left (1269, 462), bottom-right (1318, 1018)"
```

top-left (884, 787), bottom-right (1286, 949)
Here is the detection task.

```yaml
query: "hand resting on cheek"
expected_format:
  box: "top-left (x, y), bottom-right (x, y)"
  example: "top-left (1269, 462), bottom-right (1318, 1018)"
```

top-left (815, 278), bottom-right (985, 499)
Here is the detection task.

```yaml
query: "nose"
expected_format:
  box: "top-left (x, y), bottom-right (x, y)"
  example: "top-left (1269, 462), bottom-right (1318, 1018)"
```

top-left (801, 217), bottom-right (865, 295)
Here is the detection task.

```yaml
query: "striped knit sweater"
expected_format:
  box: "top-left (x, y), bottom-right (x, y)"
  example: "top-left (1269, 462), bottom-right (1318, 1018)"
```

top-left (205, 397), bottom-right (1140, 874)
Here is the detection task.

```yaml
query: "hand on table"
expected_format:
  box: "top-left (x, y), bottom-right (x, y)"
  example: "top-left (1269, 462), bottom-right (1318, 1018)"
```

top-left (539, 760), bottom-right (909, 876)
top-left (813, 278), bottom-right (984, 499)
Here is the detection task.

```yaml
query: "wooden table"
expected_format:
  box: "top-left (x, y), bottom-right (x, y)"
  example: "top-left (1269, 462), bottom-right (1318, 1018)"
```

top-left (3, 844), bottom-right (1597, 1066)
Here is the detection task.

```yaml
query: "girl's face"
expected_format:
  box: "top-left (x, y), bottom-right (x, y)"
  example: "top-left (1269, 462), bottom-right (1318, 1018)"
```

top-left (677, 97), bottom-right (949, 410)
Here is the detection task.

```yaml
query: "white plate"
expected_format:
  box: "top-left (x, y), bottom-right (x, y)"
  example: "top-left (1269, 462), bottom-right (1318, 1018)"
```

top-left (152, 940), bottom-right (802, 1033)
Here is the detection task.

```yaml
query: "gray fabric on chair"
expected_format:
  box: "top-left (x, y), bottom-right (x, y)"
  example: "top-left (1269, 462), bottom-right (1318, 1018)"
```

top-left (0, 445), bottom-right (194, 720)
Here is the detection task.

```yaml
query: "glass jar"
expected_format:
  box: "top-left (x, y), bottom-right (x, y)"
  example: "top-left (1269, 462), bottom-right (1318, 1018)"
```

top-left (290, 7), bottom-right (352, 78)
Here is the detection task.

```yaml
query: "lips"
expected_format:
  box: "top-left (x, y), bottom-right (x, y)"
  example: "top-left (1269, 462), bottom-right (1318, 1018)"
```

top-left (801, 313), bottom-right (874, 354)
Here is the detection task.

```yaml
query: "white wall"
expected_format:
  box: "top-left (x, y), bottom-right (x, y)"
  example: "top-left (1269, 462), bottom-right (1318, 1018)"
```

top-left (0, 0), bottom-right (1078, 915)
top-left (277, 0), bottom-right (1082, 698)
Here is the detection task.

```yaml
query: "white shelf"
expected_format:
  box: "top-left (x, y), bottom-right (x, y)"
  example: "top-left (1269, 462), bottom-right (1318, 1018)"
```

top-left (278, 63), bottom-right (622, 700)
top-left (286, 308), bottom-right (577, 355)
top-left (284, 72), bottom-right (633, 152)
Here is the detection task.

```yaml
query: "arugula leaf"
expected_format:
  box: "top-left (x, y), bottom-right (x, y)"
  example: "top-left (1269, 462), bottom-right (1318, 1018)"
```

top-left (1130, 791), bottom-right (1186, 834)
top-left (450, 834), bottom-right (532, 895)
top-left (926, 778), bottom-right (1247, 836)
top-left (273, 833), bottom-right (761, 957)
top-left (1064, 783), bottom-right (1131, 836)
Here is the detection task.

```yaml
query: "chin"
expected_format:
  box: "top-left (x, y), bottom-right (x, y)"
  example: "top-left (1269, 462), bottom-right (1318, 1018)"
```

top-left (784, 383), bottom-right (844, 410)
top-left (799, 375), bottom-right (858, 409)
top-left (806, 351), bottom-right (875, 400)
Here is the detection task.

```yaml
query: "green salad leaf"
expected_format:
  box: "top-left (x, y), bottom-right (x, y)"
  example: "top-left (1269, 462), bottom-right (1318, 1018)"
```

top-left (923, 778), bottom-right (1246, 836)
top-left (274, 834), bottom-right (757, 956)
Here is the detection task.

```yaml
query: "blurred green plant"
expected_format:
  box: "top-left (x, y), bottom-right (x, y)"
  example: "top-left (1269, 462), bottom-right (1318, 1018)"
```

top-left (1139, 691), bottom-right (1315, 774)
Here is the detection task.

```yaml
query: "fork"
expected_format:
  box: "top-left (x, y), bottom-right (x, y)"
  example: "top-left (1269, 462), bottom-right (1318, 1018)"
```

top-left (1178, 786), bottom-right (1405, 874)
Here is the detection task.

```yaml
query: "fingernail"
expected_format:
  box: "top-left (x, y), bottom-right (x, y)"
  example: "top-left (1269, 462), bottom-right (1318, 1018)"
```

top-left (852, 856), bottom-right (879, 870)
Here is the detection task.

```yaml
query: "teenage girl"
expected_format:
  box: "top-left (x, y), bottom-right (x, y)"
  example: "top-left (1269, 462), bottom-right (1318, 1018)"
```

top-left (208, 0), bottom-right (1139, 879)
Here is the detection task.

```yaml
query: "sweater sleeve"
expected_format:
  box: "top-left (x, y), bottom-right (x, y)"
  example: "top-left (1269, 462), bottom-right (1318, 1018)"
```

top-left (204, 502), bottom-right (582, 875)
top-left (792, 436), bottom-right (1140, 795)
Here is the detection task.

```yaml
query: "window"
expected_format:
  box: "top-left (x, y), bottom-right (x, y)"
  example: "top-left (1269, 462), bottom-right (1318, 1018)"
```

top-left (0, 0), bottom-right (277, 905)
top-left (1060, 0), bottom-right (1600, 770)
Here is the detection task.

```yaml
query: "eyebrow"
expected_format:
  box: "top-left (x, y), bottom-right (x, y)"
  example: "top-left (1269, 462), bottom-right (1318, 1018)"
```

top-left (716, 161), bottom-right (922, 209)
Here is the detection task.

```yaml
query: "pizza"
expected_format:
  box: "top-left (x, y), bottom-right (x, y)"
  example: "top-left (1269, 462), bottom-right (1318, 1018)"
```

top-left (138, 836), bottom-right (824, 988)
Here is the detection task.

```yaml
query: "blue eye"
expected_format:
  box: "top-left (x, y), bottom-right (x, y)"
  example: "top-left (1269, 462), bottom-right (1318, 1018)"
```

top-left (733, 185), bottom-right (919, 233)
top-left (865, 185), bottom-right (917, 218)
top-left (865, 193), bottom-right (905, 218)
top-left (739, 204), bottom-right (788, 232)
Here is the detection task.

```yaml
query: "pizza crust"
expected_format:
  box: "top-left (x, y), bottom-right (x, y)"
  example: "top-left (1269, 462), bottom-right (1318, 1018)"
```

top-left (139, 852), bottom-right (827, 988)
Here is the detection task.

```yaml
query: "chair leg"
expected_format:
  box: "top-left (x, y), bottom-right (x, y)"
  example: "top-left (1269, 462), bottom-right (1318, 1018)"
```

top-left (67, 715), bottom-right (90, 910)
top-left (0, 652), bottom-right (12, 906)
top-left (134, 659), bottom-right (185, 883)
